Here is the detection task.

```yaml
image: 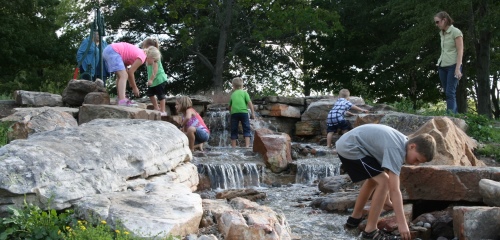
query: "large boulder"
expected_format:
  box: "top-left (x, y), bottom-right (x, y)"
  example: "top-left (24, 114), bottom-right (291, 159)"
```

top-left (411, 117), bottom-right (481, 166)
top-left (202, 198), bottom-right (292, 240)
top-left (400, 166), bottom-right (500, 201)
top-left (253, 128), bottom-right (292, 173)
top-left (453, 206), bottom-right (500, 240)
top-left (3, 108), bottom-right (78, 142)
top-left (0, 119), bottom-right (193, 212)
top-left (78, 104), bottom-right (161, 124)
top-left (74, 181), bottom-right (203, 238)
top-left (62, 80), bottom-right (106, 106)
top-left (14, 90), bottom-right (63, 107)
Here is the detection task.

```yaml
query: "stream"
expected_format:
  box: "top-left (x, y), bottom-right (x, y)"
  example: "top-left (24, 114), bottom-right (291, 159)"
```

top-left (193, 145), bottom-right (359, 239)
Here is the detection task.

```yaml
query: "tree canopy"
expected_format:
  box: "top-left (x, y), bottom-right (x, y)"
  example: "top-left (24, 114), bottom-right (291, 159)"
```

top-left (1, 0), bottom-right (499, 117)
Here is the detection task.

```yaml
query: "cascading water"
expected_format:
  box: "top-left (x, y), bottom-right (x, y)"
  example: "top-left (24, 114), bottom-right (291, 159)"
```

top-left (196, 108), bottom-right (357, 239)
top-left (295, 159), bottom-right (341, 185)
top-left (199, 162), bottom-right (263, 190)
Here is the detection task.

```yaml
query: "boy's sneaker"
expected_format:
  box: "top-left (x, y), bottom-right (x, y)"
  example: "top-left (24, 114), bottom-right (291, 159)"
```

top-left (361, 229), bottom-right (401, 240)
top-left (344, 216), bottom-right (364, 229)
top-left (117, 99), bottom-right (138, 107)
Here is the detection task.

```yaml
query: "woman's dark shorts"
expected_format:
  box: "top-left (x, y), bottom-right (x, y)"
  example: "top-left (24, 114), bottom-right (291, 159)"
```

top-left (338, 154), bottom-right (384, 183)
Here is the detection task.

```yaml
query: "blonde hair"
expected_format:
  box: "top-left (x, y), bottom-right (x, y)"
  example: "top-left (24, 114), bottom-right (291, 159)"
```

top-left (232, 77), bottom-right (243, 89)
top-left (145, 46), bottom-right (161, 63)
top-left (142, 37), bottom-right (159, 49)
top-left (339, 89), bottom-right (350, 98)
top-left (176, 96), bottom-right (193, 114)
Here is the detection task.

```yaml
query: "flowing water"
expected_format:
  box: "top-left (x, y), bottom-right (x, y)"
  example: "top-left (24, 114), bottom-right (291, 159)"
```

top-left (192, 146), bottom-right (359, 240)
top-left (197, 110), bottom-right (359, 239)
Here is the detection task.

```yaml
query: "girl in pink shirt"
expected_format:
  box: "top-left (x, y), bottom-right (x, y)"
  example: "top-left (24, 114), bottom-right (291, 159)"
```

top-left (175, 96), bottom-right (210, 151)
top-left (103, 42), bottom-right (146, 106)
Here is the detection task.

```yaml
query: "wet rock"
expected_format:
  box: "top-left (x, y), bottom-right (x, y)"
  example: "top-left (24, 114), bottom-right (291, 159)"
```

top-left (479, 179), bottom-right (500, 207)
top-left (216, 189), bottom-right (266, 201)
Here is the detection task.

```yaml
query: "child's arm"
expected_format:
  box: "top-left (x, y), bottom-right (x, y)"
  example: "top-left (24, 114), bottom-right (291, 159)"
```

top-left (351, 105), bottom-right (369, 113)
top-left (387, 171), bottom-right (411, 240)
top-left (181, 109), bottom-right (195, 132)
top-left (127, 58), bottom-right (143, 97)
top-left (148, 61), bottom-right (158, 86)
top-left (248, 101), bottom-right (255, 119)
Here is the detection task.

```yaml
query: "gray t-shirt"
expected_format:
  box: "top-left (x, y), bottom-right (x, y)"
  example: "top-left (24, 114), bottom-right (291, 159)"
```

top-left (336, 124), bottom-right (408, 175)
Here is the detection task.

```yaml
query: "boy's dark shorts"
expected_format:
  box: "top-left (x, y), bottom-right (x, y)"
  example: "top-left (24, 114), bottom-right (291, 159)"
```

top-left (327, 120), bottom-right (352, 133)
top-left (338, 154), bottom-right (384, 183)
top-left (146, 82), bottom-right (167, 100)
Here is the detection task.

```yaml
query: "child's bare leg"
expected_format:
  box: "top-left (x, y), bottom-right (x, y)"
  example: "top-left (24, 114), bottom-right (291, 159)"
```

top-left (186, 127), bottom-right (196, 151)
top-left (364, 173), bottom-right (390, 233)
top-left (384, 193), bottom-right (393, 210)
top-left (159, 99), bottom-right (166, 113)
top-left (244, 137), bottom-right (251, 148)
top-left (327, 132), bottom-right (333, 147)
top-left (231, 139), bottom-right (237, 148)
top-left (351, 179), bottom-right (376, 219)
top-left (115, 70), bottom-right (128, 100)
top-left (149, 96), bottom-right (159, 111)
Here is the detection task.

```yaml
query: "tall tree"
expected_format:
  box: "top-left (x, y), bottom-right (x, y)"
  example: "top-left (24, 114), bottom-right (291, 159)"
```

top-left (0, 0), bottom-right (79, 94)
top-left (101, 0), bottom-right (340, 95)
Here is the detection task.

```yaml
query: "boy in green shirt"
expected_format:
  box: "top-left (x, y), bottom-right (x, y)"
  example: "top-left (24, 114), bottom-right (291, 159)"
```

top-left (229, 77), bottom-right (255, 148)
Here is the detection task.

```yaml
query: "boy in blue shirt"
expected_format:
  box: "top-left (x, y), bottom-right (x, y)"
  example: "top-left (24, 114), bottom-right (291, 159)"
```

top-left (338, 124), bottom-right (436, 240)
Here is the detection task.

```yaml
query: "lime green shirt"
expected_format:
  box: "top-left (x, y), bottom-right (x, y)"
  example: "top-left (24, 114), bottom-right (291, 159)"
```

top-left (437, 25), bottom-right (463, 67)
top-left (147, 60), bottom-right (168, 87)
top-left (229, 89), bottom-right (251, 114)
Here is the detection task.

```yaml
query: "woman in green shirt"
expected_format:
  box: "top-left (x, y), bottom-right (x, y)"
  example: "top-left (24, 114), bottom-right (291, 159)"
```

top-left (434, 11), bottom-right (463, 114)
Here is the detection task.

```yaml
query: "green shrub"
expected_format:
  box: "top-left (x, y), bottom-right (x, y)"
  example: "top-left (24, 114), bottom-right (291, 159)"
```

top-left (0, 121), bottom-right (13, 147)
top-left (0, 199), bottom-right (73, 240)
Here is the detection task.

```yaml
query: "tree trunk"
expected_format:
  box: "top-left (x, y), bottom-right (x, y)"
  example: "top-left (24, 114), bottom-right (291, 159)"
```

top-left (475, 30), bottom-right (492, 118)
top-left (213, 0), bottom-right (234, 92)
top-left (456, 77), bottom-right (468, 113)
top-left (491, 74), bottom-right (499, 119)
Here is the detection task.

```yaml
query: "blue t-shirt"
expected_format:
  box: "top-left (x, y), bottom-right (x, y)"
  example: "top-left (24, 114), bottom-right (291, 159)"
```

top-left (336, 124), bottom-right (408, 175)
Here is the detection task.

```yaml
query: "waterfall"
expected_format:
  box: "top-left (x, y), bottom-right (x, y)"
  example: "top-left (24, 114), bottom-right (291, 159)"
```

top-left (204, 110), bottom-right (231, 147)
top-left (295, 162), bottom-right (340, 185)
top-left (200, 162), bottom-right (263, 190)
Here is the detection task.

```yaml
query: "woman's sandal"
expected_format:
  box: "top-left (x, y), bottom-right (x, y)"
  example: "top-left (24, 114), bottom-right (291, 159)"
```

top-left (344, 216), bottom-right (364, 229)
top-left (361, 229), bottom-right (401, 240)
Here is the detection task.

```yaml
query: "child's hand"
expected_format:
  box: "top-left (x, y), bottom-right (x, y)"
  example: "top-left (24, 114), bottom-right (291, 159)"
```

top-left (250, 113), bottom-right (255, 119)
top-left (147, 80), bottom-right (153, 86)
top-left (132, 87), bottom-right (140, 97)
top-left (363, 109), bottom-right (369, 113)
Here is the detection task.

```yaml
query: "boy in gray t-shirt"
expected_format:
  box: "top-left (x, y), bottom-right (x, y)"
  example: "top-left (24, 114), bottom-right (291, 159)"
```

top-left (336, 124), bottom-right (436, 240)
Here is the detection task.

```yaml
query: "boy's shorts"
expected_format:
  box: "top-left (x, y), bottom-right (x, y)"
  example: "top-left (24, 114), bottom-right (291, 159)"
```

top-left (194, 127), bottom-right (210, 145)
top-left (230, 113), bottom-right (251, 139)
top-left (327, 120), bottom-right (352, 133)
top-left (146, 82), bottom-right (167, 100)
top-left (338, 154), bottom-right (384, 183)
top-left (102, 46), bottom-right (125, 73)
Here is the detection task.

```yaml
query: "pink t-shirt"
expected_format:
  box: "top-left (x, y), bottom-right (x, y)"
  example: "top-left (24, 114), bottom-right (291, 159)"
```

top-left (111, 42), bottom-right (146, 66)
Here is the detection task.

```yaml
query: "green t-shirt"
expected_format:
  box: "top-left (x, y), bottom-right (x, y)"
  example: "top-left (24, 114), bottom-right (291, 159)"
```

top-left (229, 89), bottom-right (251, 114)
top-left (146, 60), bottom-right (168, 87)
top-left (437, 25), bottom-right (463, 67)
